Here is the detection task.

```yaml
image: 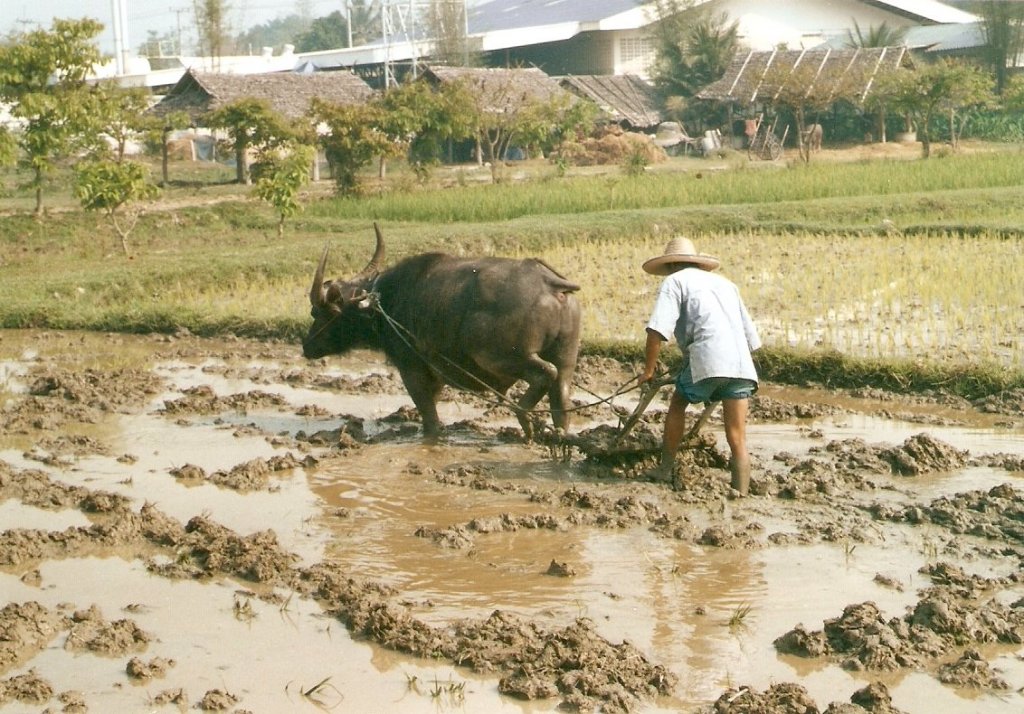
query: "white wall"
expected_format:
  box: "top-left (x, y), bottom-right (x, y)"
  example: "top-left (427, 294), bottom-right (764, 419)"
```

top-left (707, 0), bottom-right (920, 50)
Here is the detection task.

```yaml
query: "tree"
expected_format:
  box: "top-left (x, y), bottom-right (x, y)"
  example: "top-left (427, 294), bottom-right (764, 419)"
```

top-left (311, 99), bottom-right (402, 194)
top-left (0, 127), bottom-right (16, 168)
top-left (87, 83), bottom-right (154, 163)
top-left (877, 59), bottom-right (993, 157)
top-left (348, 0), bottom-right (382, 46)
top-left (647, 1), bottom-right (738, 95)
top-left (646, 1), bottom-right (738, 130)
top-left (149, 111), bottom-right (192, 187)
top-left (206, 99), bottom-right (295, 184)
top-left (194, 0), bottom-right (233, 63)
top-left (844, 19), bottom-right (910, 143)
top-left (74, 159), bottom-right (157, 256)
top-left (295, 11), bottom-right (350, 52)
top-left (252, 142), bottom-right (315, 237)
top-left (235, 15), bottom-right (311, 54)
top-left (0, 18), bottom-right (104, 215)
top-left (844, 19), bottom-right (908, 49)
top-left (375, 79), bottom-right (474, 165)
top-left (426, 0), bottom-right (473, 66)
top-left (977, 0), bottom-right (1024, 95)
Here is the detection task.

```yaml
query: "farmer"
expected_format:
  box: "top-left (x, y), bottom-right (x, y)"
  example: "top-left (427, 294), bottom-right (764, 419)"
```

top-left (638, 237), bottom-right (762, 495)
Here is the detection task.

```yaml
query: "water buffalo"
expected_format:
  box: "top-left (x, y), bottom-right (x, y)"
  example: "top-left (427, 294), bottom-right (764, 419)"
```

top-left (303, 224), bottom-right (582, 439)
top-left (803, 123), bottom-right (823, 152)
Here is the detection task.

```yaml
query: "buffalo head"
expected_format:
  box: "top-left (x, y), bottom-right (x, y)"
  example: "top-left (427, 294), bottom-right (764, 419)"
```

top-left (302, 223), bottom-right (386, 360)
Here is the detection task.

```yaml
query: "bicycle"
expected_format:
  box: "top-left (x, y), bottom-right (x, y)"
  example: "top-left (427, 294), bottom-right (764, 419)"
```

top-left (746, 116), bottom-right (787, 161)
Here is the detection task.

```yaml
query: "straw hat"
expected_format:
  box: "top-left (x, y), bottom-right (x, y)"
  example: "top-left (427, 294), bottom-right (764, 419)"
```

top-left (642, 236), bottom-right (720, 275)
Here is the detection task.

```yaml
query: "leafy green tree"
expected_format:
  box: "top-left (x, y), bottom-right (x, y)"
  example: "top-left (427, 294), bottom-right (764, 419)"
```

top-left (0, 128), bottom-right (16, 168)
top-left (87, 83), bottom-right (154, 162)
top-left (311, 98), bottom-right (401, 194)
top-left (149, 111), bottom-right (193, 187)
top-left (647, 1), bottom-right (738, 98)
top-left (252, 142), bottom-right (315, 237)
top-left (0, 18), bottom-right (103, 215)
top-left (376, 80), bottom-right (474, 165)
top-left (1005, 73), bottom-right (1024, 113)
top-left (206, 99), bottom-right (295, 184)
top-left (877, 59), bottom-right (993, 157)
top-left (74, 159), bottom-right (158, 255)
top-left (762, 55), bottom-right (865, 163)
top-left (977, 0), bottom-right (1024, 95)
top-left (295, 11), bottom-right (350, 52)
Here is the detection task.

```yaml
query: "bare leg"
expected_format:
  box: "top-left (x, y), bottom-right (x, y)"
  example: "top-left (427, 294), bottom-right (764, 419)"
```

top-left (649, 390), bottom-right (690, 483)
top-left (722, 398), bottom-right (750, 495)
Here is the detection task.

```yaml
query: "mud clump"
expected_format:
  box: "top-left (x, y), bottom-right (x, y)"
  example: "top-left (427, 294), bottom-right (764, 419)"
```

top-left (159, 385), bottom-right (287, 415)
top-left (709, 680), bottom-right (907, 714)
top-left (0, 601), bottom-right (67, 673)
top-left (126, 656), bottom-right (175, 680)
top-left (937, 649), bottom-right (1009, 689)
top-left (0, 669), bottom-right (54, 706)
top-left (65, 605), bottom-right (150, 655)
top-left (170, 454), bottom-right (309, 492)
top-left (879, 433), bottom-right (968, 475)
top-left (147, 516), bottom-right (299, 586)
top-left (775, 573), bottom-right (1024, 675)
top-left (197, 687), bottom-right (240, 710)
top-left (874, 484), bottom-right (1024, 545)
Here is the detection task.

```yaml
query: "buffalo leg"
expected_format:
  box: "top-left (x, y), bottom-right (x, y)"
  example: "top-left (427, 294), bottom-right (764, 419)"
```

top-left (513, 354), bottom-right (561, 439)
top-left (398, 367), bottom-right (444, 439)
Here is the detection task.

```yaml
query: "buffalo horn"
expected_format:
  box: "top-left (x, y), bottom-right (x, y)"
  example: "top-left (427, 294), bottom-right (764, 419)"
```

top-left (310, 244), bottom-right (329, 306)
top-left (355, 222), bottom-right (386, 280)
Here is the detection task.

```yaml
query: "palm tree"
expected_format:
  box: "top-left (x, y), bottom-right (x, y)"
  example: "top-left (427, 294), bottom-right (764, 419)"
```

top-left (844, 19), bottom-right (908, 49)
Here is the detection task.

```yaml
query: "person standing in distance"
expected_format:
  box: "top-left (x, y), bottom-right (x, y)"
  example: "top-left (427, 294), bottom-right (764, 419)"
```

top-left (638, 237), bottom-right (762, 495)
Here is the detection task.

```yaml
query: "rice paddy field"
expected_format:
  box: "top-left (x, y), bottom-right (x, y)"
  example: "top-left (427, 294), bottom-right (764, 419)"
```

top-left (1, 142), bottom-right (1022, 392)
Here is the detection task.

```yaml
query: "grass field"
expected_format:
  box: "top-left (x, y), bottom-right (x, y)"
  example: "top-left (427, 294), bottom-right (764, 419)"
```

top-left (1, 144), bottom-right (1022, 398)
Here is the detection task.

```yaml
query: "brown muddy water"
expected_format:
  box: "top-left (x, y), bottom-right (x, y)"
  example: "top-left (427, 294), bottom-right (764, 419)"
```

top-left (1, 330), bottom-right (1023, 714)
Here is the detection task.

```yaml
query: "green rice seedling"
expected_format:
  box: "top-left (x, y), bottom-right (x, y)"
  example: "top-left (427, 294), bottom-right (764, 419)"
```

top-left (727, 603), bottom-right (753, 630)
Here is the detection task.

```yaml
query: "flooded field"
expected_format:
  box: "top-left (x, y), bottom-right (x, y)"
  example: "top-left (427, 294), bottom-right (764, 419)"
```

top-left (1, 329), bottom-right (1023, 713)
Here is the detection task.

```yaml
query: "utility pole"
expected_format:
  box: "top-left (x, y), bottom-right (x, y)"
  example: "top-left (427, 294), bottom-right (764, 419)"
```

top-left (110, 0), bottom-right (125, 74)
top-left (346, 0), bottom-right (353, 48)
top-left (173, 7), bottom-right (187, 55)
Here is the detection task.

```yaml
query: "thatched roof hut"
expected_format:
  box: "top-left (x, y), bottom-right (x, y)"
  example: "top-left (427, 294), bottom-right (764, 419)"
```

top-left (697, 47), bottom-right (915, 107)
top-left (422, 66), bottom-right (571, 112)
top-left (150, 68), bottom-right (376, 121)
top-left (558, 74), bottom-right (663, 129)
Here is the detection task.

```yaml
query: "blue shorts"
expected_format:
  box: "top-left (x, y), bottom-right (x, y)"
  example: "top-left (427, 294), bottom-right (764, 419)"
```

top-left (675, 364), bottom-right (757, 403)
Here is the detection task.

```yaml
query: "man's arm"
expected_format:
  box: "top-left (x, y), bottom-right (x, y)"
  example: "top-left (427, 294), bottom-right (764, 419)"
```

top-left (639, 328), bottom-right (666, 383)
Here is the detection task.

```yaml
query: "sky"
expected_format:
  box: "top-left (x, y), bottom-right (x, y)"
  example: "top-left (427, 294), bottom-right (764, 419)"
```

top-left (0, 0), bottom-right (354, 55)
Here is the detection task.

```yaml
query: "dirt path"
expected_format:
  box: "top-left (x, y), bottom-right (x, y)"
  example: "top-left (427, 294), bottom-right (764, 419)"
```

top-left (1, 330), bottom-right (1023, 713)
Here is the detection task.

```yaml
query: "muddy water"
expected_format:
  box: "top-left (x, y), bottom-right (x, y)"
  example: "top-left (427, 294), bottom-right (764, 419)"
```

top-left (2, 330), bottom-right (1023, 713)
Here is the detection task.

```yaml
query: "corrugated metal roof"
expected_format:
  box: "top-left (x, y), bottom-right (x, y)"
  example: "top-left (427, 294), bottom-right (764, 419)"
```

top-left (903, 21), bottom-right (985, 51)
top-left (470, 0), bottom-right (644, 34)
top-left (867, 0), bottom-right (977, 24)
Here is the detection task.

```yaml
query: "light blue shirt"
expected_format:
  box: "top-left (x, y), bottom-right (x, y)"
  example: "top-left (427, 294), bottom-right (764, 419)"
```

top-left (646, 267), bottom-right (761, 384)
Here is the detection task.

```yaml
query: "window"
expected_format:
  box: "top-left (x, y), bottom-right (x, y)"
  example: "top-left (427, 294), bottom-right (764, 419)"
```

top-left (620, 36), bottom-right (654, 64)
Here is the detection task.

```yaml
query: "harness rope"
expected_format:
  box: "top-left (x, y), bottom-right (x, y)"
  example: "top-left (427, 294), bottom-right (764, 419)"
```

top-left (309, 288), bottom-right (679, 434)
